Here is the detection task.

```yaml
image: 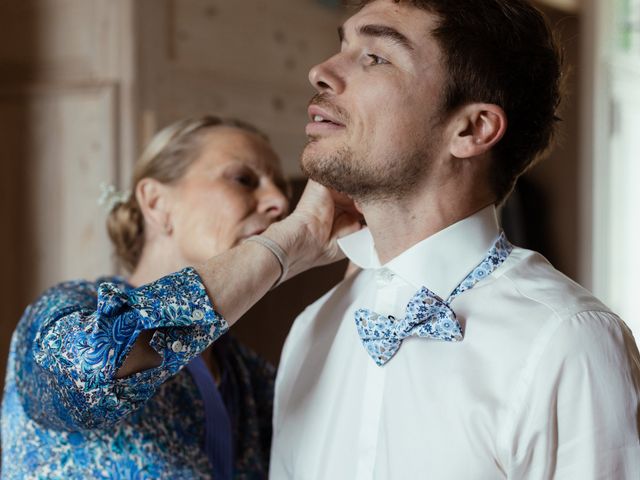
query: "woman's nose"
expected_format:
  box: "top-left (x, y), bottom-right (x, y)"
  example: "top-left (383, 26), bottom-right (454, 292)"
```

top-left (258, 183), bottom-right (290, 221)
top-left (308, 55), bottom-right (345, 94)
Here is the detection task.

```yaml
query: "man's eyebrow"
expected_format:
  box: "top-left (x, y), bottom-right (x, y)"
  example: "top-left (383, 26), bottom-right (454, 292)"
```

top-left (338, 24), bottom-right (415, 53)
top-left (358, 24), bottom-right (415, 51)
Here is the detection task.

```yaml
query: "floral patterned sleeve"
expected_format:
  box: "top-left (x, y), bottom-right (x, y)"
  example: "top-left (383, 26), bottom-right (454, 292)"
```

top-left (18, 267), bottom-right (228, 432)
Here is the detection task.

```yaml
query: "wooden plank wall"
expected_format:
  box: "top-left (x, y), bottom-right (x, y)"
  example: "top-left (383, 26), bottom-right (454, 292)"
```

top-left (0, 0), bottom-right (135, 396)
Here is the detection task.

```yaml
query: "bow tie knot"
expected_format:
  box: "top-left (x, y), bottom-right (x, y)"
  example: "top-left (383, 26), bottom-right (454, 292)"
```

top-left (355, 287), bottom-right (462, 366)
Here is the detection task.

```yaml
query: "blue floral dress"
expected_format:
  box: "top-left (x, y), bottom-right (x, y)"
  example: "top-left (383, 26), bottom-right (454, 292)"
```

top-left (1, 268), bottom-right (274, 479)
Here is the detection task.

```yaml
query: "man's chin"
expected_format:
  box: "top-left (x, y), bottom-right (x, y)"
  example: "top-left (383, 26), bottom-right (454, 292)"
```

top-left (300, 143), bottom-right (325, 176)
top-left (302, 135), bottom-right (331, 155)
top-left (300, 157), bottom-right (352, 197)
top-left (301, 148), bottom-right (333, 178)
top-left (301, 136), bottom-right (343, 163)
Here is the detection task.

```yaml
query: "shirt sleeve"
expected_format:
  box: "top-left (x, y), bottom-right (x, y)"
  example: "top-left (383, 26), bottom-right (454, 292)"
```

top-left (502, 310), bottom-right (640, 479)
top-left (17, 267), bottom-right (228, 432)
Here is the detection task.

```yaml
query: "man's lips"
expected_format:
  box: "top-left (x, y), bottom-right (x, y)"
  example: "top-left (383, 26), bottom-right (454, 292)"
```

top-left (307, 105), bottom-right (345, 126)
top-left (306, 105), bottom-right (346, 136)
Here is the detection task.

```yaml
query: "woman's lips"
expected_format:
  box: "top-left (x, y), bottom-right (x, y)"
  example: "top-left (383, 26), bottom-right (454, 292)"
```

top-left (242, 227), bottom-right (267, 240)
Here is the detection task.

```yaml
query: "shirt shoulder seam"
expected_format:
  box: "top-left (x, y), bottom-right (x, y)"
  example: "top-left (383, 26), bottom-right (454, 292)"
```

top-left (495, 276), bottom-right (620, 466)
top-left (500, 270), bottom-right (611, 320)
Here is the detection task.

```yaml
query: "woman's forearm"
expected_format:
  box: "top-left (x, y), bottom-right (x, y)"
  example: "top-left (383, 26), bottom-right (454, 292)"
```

top-left (195, 238), bottom-right (282, 326)
top-left (116, 181), bottom-right (361, 379)
top-left (117, 226), bottom-right (297, 379)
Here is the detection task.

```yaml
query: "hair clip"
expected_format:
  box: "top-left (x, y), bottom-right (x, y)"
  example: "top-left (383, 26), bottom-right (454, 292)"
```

top-left (98, 182), bottom-right (130, 212)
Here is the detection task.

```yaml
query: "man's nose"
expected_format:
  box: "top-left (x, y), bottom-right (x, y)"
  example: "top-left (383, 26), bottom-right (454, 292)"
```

top-left (308, 55), bottom-right (345, 94)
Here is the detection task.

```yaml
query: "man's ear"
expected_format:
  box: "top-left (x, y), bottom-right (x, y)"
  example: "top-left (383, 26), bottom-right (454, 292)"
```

top-left (449, 104), bottom-right (507, 159)
top-left (135, 178), bottom-right (173, 236)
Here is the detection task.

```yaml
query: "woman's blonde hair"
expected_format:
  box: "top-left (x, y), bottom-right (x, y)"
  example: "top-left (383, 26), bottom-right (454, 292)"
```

top-left (106, 115), bottom-right (268, 272)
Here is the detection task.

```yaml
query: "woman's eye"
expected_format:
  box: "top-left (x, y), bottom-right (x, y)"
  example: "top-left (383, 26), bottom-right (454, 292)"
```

top-left (233, 174), bottom-right (258, 188)
top-left (366, 53), bottom-right (389, 66)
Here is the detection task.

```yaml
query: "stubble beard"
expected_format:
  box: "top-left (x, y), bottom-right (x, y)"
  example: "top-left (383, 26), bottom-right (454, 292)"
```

top-left (301, 136), bottom-right (430, 204)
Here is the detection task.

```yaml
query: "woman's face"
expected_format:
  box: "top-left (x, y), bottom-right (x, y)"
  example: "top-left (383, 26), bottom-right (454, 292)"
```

top-left (167, 127), bottom-right (289, 266)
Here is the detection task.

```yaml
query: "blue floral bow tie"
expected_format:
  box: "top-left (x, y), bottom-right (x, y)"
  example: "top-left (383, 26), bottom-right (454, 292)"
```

top-left (355, 232), bottom-right (513, 366)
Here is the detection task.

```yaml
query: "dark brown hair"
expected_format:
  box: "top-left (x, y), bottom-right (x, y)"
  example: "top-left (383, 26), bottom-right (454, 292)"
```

top-left (350, 0), bottom-right (563, 203)
top-left (107, 116), bottom-right (268, 272)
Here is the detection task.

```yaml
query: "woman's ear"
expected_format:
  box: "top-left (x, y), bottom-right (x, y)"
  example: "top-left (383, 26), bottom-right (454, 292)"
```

top-left (449, 104), bottom-right (507, 159)
top-left (135, 178), bottom-right (173, 236)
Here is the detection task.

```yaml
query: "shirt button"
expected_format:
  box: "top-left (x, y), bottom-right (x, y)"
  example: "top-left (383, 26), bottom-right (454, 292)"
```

top-left (192, 309), bottom-right (205, 321)
top-left (377, 268), bottom-right (395, 283)
top-left (171, 340), bottom-right (183, 353)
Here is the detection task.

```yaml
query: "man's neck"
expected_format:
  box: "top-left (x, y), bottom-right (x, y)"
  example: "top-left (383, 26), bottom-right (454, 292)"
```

top-left (360, 188), bottom-right (494, 264)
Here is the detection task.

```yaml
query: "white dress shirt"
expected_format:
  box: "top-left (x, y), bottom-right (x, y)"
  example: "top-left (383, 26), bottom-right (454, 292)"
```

top-left (271, 206), bottom-right (640, 479)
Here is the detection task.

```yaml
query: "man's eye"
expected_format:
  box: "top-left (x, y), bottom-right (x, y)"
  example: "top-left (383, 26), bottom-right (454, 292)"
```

top-left (366, 53), bottom-right (389, 66)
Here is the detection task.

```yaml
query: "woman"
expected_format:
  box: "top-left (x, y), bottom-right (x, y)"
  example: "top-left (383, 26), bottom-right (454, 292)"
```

top-left (1, 116), bottom-right (360, 479)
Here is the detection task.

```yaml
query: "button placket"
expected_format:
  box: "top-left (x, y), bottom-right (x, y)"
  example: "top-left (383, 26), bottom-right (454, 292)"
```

top-left (355, 274), bottom-right (401, 480)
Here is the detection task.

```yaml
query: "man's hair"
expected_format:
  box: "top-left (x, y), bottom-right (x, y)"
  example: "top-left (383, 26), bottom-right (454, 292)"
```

top-left (350, 0), bottom-right (563, 204)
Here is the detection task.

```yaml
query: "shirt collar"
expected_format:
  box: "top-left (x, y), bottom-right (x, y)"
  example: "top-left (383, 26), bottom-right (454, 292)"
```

top-left (338, 205), bottom-right (500, 299)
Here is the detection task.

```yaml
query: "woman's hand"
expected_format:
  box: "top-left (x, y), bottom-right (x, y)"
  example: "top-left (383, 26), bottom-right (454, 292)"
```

top-left (263, 180), bottom-right (363, 281)
top-left (195, 180), bottom-right (361, 326)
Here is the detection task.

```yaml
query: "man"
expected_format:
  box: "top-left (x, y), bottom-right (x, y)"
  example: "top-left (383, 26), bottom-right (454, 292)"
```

top-left (271, 0), bottom-right (640, 478)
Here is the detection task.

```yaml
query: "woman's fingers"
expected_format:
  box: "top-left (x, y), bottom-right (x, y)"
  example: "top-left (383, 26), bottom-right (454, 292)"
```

top-left (265, 180), bottom-right (363, 277)
top-left (296, 179), bottom-right (362, 244)
top-left (295, 180), bottom-right (334, 218)
top-left (332, 210), bottom-right (362, 241)
top-left (296, 180), bottom-right (362, 231)
top-left (329, 189), bottom-right (360, 218)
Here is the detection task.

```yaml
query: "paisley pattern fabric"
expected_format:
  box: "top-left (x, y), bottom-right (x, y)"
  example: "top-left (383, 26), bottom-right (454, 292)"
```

top-left (355, 232), bottom-right (513, 366)
top-left (1, 268), bottom-right (275, 479)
